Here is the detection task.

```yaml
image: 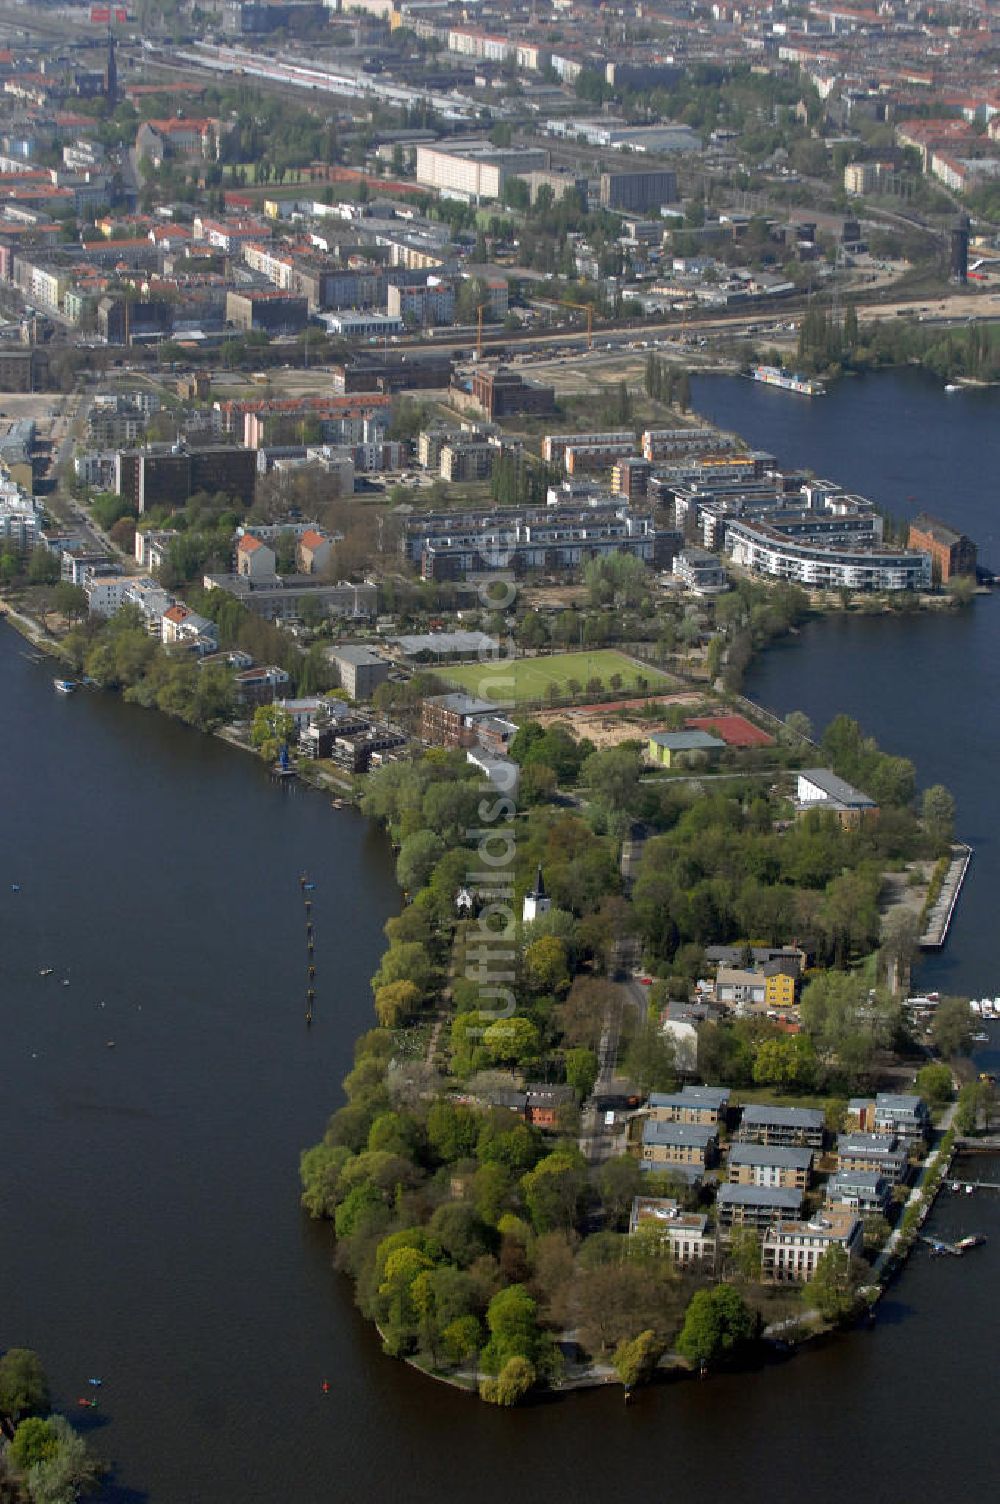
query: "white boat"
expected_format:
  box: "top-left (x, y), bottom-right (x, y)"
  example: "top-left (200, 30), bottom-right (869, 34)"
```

top-left (53, 679), bottom-right (77, 695)
top-left (944, 383), bottom-right (960, 393)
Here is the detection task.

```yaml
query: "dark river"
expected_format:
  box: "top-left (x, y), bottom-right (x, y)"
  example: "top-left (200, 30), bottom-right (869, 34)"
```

top-left (3, 365), bottom-right (1000, 1502)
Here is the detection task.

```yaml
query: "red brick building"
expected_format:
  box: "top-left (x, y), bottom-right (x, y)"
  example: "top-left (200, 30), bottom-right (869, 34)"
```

top-left (907, 513), bottom-right (977, 582)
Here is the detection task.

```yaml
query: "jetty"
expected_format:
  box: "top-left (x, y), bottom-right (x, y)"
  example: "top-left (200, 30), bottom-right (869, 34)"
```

top-left (920, 842), bottom-right (972, 948)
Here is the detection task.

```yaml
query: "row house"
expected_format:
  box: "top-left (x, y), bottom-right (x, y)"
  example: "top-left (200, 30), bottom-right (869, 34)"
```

top-left (836, 1132), bottom-right (909, 1184)
top-left (640, 1120), bottom-right (719, 1175)
top-left (728, 1142), bottom-right (813, 1191)
top-left (738, 1104), bottom-right (825, 1150)
top-left (716, 1183), bottom-right (803, 1229)
top-left (647, 1086), bottom-right (730, 1126)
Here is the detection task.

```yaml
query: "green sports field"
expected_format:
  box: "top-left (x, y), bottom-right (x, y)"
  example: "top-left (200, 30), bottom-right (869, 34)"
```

top-left (440, 651), bottom-right (672, 707)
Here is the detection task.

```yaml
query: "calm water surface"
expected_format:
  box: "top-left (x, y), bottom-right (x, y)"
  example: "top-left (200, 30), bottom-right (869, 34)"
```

top-left (3, 367), bottom-right (1000, 1502)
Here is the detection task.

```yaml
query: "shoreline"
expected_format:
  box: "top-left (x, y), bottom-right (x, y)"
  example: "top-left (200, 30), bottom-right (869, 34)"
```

top-left (2, 586), bottom-right (975, 1408)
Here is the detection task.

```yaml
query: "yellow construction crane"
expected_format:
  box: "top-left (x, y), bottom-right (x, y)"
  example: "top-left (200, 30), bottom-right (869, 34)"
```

top-left (475, 301), bottom-right (490, 360)
top-left (559, 298), bottom-right (594, 351)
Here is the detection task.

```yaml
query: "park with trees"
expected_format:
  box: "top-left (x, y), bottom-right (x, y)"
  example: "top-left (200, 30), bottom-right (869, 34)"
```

top-left (301, 708), bottom-right (977, 1404)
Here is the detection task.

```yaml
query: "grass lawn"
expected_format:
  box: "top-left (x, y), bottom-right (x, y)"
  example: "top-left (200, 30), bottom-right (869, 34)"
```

top-left (440, 650), bottom-right (672, 707)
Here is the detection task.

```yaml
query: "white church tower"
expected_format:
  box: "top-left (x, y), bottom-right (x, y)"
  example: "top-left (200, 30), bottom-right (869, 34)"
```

top-left (522, 865), bottom-right (551, 924)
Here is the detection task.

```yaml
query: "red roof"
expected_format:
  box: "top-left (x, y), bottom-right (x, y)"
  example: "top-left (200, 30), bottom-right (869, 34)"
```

top-left (684, 714), bottom-right (775, 748)
top-left (299, 529), bottom-right (327, 550)
top-left (238, 534), bottom-right (263, 552)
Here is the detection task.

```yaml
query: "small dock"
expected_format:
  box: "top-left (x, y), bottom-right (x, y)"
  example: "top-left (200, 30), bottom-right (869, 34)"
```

top-left (920, 842), bottom-right (972, 949)
top-left (918, 1233), bottom-right (987, 1257)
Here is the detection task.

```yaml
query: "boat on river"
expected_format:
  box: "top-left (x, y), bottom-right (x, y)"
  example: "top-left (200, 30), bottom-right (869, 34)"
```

top-left (53, 679), bottom-right (77, 694)
top-left (944, 383), bottom-right (960, 393)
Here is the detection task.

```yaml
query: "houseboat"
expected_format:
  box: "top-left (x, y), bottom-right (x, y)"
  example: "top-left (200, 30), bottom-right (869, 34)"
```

top-left (750, 365), bottom-right (825, 397)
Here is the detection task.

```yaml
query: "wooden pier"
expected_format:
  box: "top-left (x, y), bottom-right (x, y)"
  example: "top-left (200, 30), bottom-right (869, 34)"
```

top-left (920, 842), bottom-right (972, 949)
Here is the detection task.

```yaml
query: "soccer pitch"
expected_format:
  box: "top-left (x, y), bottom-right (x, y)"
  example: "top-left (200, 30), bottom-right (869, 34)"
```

top-left (440, 651), bottom-right (672, 706)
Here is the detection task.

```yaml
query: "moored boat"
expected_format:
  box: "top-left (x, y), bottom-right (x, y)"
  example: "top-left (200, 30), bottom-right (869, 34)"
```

top-left (53, 679), bottom-right (77, 695)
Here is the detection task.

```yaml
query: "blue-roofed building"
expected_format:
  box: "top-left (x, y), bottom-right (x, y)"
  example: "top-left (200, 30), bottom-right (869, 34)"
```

top-left (716, 1183), bottom-right (803, 1228)
top-left (641, 1119), bottom-right (718, 1173)
top-left (728, 1141), bottom-right (813, 1190)
top-left (648, 1085), bottom-right (730, 1125)
top-left (738, 1103), bottom-right (825, 1149)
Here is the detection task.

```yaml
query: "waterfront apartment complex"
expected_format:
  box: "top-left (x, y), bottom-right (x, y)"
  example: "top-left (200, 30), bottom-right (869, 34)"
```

top-left (403, 504), bottom-right (661, 581)
top-left (725, 518), bottom-right (931, 591)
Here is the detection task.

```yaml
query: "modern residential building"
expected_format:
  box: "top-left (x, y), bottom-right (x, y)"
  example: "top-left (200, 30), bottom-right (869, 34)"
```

top-left (672, 547), bottom-right (729, 594)
top-left (725, 517), bottom-right (931, 591)
top-left (762, 1205), bottom-right (863, 1282)
top-left (420, 692), bottom-right (500, 749)
top-left (870, 1093), bottom-right (931, 1143)
top-left (728, 1143), bottom-right (813, 1191)
top-left (414, 142), bottom-right (548, 203)
top-left (225, 290), bottom-right (309, 334)
top-left (738, 1104), bottom-right (825, 1149)
top-left (647, 1086), bottom-right (731, 1125)
top-left (825, 1171), bottom-right (892, 1216)
top-left (716, 1183), bottom-right (803, 1228)
top-left (297, 529), bottom-right (333, 576)
top-left (237, 534), bottom-right (277, 579)
top-left (715, 967), bottom-right (766, 1007)
top-left (836, 1132), bottom-right (909, 1183)
top-left (599, 169), bottom-right (678, 211)
top-left (409, 504), bottom-right (660, 582)
top-left (640, 1120), bottom-right (719, 1173)
top-left (328, 644), bottom-right (390, 701)
top-left (233, 665), bottom-right (293, 707)
top-left (628, 1198), bottom-right (716, 1267)
top-left (116, 445), bottom-right (257, 513)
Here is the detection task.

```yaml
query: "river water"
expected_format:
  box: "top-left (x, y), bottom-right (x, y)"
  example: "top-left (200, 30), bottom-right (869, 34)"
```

top-left (3, 365), bottom-right (1000, 1502)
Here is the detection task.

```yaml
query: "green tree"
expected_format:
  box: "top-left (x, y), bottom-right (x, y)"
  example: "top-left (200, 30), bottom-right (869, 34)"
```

top-left (442, 1314), bottom-right (482, 1367)
top-left (374, 974), bottom-right (421, 1034)
top-left (676, 1285), bottom-right (758, 1368)
top-left (52, 582), bottom-right (88, 623)
top-left (611, 1329), bottom-right (664, 1390)
top-left (784, 709), bottom-right (813, 743)
top-left (483, 1015), bottom-right (540, 1067)
top-left (480, 1354), bottom-right (536, 1405)
top-left (23, 1414), bottom-right (101, 1502)
top-left (725, 1226), bottom-right (762, 1283)
top-left (931, 996), bottom-right (972, 1058)
top-left (396, 829), bottom-right (446, 893)
top-left (250, 704), bottom-right (294, 762)
top-left (623, 1022), bottom-right (677, 1095)
top-left (523, 935), bottom-right (571, 995)
top-left (581, 745), bottom-right (642, 815)
top-left (9, 1417), bottom-right (59, 1472)
top-left (915, 1061), bottom-right (954, 1107)
top-left (805, 1244), bottom-right (863, 1324)
top-left (521, 1148), bottom-right (587, 1232)
top-left (27, 547), bottom-right (59, 586)
top-left (0, 1349), bottom-right (49, 1422)
top-left (480, 1284), bottom-right (542, 1374)
top-left (565, 1046), bottom-right (599, 1101)
top-left (921, 784), bottom-right (955, 849)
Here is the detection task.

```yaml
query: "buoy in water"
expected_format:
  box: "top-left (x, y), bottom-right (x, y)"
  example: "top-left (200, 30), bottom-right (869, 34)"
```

top-left (321, 1380), bottom-right (330, 1393)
